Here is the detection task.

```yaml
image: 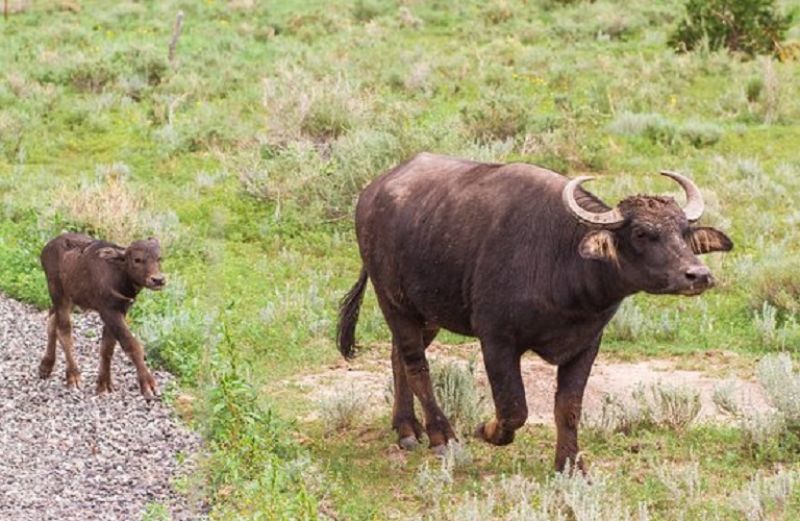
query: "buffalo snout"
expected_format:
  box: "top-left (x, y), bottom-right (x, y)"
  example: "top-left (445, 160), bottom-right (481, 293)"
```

top-left (678, 264), bottom-right (714, 295)
top-left (147, 274), bottom-right (166, 289)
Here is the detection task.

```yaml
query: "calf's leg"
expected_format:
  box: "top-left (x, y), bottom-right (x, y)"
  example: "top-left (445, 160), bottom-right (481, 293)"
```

top-left (38, 312), bottom-right (58, 379)
top-left (101, 311), bottom-right (157, 399)
top-left (554, 339), bottom-right (599, 473)
top-left (54, 304), bottom-right (80, 388)
top-left (476, 341), bottom-right (527, 446)
top-left (96, 326), bottom-right (116, 394)
top-left (391, 326), bottom-right (438, 450)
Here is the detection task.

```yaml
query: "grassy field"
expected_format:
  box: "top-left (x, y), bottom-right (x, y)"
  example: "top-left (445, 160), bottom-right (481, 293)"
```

top-left (2, 0), bottom-right (800, 519)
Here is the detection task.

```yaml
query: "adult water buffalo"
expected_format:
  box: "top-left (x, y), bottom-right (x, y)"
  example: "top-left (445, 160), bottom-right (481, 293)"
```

top-left (337, 153), bottom-right (732, 471)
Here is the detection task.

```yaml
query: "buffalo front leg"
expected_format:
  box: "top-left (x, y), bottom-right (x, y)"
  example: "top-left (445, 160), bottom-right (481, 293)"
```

top-left (476, 342), bottom-right (527, 446)
top-left (391, 326), bottom-right (439, 450)
top-left (554, 339), bottom-right (599, 473)
top-left (102, 311), bottom-right (157, 399)
top-left (96, 326), bottom-right (117, 394)
top-left (38, 312), bottom-right (58, 379)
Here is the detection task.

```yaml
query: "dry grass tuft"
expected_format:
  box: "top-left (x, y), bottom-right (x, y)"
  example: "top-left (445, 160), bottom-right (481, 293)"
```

top-left (60, 163), bottom-right (145, 244)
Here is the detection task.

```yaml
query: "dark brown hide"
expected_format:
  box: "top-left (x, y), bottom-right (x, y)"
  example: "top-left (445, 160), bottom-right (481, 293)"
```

top-left (337, 153), bottom-right (732, 471)
top-left (38, 233), bottom-right (166, 399)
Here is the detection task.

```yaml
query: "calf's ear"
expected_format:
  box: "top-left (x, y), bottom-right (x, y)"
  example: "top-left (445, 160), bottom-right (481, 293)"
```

top-left (578, 230), bottom-right (619, 263)
top-left (689, 227), bottom-right (733, 254)
top-left (97, 247), bottom-right (126, 263)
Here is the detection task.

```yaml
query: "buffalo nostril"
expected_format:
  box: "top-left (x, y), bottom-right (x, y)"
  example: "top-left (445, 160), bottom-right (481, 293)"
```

top-left (150, 276), bottom-right (166, 286)
top-left (685, 266), bottom-right (711, 284)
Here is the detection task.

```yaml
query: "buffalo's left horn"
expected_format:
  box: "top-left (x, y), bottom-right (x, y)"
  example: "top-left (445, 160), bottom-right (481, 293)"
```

top-left (562, 176), bottom-right (625, 227)
top-left (660, 170), bottom-right (704, 222)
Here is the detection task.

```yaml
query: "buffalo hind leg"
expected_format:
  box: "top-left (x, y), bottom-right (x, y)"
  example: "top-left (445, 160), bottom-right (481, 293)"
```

top-left (392, 326), bottom-right (439, 450)
top-left (476, 341), bottom-right (527, 446)
top-left (53, 303), bottom-right (80, 388)
top-left (38, 312), bottom-right (58, 379)
top-left (388, 315), bottom-right (454, 452)
top-left (96, 326), bottom-right (117, 394)
top-left (554, 339), bottom-right (599, 473)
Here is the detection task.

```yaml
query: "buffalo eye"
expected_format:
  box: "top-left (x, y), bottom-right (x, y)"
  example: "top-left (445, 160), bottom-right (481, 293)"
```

top-left (134, 258), bottom-right (144, 264)
top-left (633, 227), bottom-right (658, 242)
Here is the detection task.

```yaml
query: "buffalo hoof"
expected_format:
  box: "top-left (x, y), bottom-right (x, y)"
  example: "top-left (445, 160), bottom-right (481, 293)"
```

top-left (398, 436), bottom-right (419, 451)
top-left (474, 421), bottom-right (515, 446)
top-left (431, 443), bottom-right (448, 457)
top-left (65, 370), bottom-right (81, 389)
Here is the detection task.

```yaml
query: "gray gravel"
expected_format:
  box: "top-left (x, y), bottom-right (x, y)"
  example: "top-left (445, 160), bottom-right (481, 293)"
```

top-left (0, 294), bottom-right (205, 520)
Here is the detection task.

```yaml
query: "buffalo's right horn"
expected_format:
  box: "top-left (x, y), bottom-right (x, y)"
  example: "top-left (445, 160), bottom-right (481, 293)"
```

top-left (562, 176), bottom-right (625, 227)
top-left (660, 170), bottom-right (704, 222)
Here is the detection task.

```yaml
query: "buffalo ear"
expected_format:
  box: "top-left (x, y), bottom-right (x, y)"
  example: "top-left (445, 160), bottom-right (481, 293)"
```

top-left (578, 230), bottom-right (619, 263)
top-left (97, 247), bottom-right (126, 263)
top-left (689, 227), bottom-right (733, 254)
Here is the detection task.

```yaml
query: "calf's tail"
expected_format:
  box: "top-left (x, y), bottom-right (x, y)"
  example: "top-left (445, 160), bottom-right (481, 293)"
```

top-left (337, 267), bottom-right (369, 360)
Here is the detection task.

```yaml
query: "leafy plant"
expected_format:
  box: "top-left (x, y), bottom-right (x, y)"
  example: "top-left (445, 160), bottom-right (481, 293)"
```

top-left (669, 0), bottom-right (793, 57)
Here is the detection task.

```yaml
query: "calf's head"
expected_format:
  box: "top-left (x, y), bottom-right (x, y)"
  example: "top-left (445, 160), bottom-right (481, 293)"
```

top-left (98, 238), bottom-right (166, 290)
top-left (563, 171), bottom-right (732, 296)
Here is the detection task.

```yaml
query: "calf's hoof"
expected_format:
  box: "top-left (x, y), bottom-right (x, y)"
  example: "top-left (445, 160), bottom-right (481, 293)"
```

top-left (38, 361), bottom-right (54, 379)
top-left (475, 421), bottom-right (515, 446)
top-left (65, 370), bottom-right (81, 389)
top-left (139, 373), bottom-right (159, 400)
top-left (96, 379), bottom-right (114, 395)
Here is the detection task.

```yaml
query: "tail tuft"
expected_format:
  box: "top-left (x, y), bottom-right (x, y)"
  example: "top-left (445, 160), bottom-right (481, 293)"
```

top-left (336, 267), bottom-right (368, 360)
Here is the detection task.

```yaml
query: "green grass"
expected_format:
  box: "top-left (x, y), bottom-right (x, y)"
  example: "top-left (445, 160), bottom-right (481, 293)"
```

top-left (2, 0), bottom-right (800, 519)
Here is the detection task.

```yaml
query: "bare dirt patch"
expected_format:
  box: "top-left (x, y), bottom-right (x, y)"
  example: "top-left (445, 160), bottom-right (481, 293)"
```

top-left (293, 342), bottom-right (770, 425)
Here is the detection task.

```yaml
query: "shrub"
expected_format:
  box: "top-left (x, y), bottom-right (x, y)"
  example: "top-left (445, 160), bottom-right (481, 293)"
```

top-left (730, 469), bottom-right (798, 520)
top-left (655, 460), bottom-right (702, 502)
top-left (636, 382), bottom-right (702, 431)
top-left (753, 302), bottom-right (800, 350)
top-left (59, 163), bottom-right (145, 244)
top-left (748, 258), bottom-right (800, 315)
top-left (586, 382), bottom-right (701, 433)
top-left (678, 120), bottom-right (723, 147)
top-left (318, 384), bottom-right (367, 433)
top-left (461, 94), bottom-right (531, 142)
top-left (437, 467), bottom-right (649, 521)
top-left (431, 360), bottom-right (486, 438)
top-left (132, 277), bottom-right (211, 379)
top-left (669, 0), bottom-right (793, 57)
top-left (605, 299), bottom-right (680, 342)
top-left (608, 112), bottom-right (679, 146)
top-left (757, 354), bottom-right (800, 426)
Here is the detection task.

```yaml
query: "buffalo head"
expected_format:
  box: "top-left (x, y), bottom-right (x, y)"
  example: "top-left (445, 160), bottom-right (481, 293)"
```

top-left (97, 237), bottom-right (166, 291)
top-left (563, 171), bottom-right (733, 296)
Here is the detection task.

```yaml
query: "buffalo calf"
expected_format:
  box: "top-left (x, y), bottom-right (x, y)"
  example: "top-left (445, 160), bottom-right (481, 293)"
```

top-left (38, 233), bottom-right (166, 399)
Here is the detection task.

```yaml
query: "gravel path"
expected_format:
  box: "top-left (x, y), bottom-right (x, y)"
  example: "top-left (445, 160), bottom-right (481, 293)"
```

top-left (0, 295), bottom-right (205, 521)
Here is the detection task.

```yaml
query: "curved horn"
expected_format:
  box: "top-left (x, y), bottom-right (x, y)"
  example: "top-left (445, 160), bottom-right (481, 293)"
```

top-left (562, 176), bottom-right (625, 227)
top-left (660, 170), bottom-right (704, 222)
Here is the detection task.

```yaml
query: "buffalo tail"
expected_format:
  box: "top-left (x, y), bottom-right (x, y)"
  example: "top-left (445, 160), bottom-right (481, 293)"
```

top-left (336, 267), bottom-right (368, 360)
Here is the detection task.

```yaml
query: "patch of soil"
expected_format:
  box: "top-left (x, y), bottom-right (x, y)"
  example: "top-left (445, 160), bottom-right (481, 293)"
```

top-left (294, 342), bottom-right (770, 426)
